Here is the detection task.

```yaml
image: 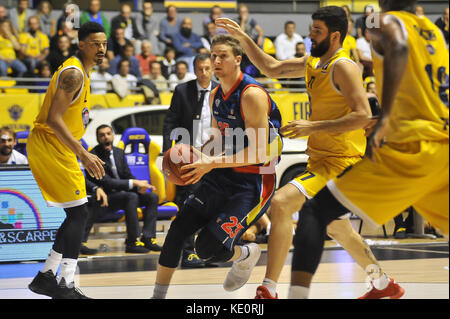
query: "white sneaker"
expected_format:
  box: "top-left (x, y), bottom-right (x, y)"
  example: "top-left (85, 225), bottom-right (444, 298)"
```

top-left (223, 243), bottom-right (261, 292)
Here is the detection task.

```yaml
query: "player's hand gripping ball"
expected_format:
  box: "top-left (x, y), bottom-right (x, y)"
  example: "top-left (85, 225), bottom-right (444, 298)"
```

top-left (162, 143), bottom-right (199, 186)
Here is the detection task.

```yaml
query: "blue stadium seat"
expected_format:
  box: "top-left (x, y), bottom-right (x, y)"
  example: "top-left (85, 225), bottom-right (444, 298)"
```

top-left (117, 127), bottom-right (178, 220)
top-left (14, 131), bottom-right (30, 157)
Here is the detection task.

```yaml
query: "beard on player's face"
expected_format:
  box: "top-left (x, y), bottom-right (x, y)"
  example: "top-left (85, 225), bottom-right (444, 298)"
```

top-left (310, 34), bottom-right (331, 57)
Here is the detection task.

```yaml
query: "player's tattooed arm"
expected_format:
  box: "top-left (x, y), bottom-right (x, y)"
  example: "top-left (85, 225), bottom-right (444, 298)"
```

top-left (59, 69), bottom-right (83, 93)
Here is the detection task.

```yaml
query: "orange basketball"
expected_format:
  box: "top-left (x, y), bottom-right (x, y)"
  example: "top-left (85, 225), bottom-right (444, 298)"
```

top-left (162, 144), bottom-right (199, 186)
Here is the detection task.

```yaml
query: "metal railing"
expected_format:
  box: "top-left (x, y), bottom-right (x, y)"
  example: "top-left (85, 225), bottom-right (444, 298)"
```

top-left (0, 77), bottom-right (307, 94)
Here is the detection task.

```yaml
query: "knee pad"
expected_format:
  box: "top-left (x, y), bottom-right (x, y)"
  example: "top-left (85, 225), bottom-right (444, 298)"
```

top-left (195, 228), bottom-right (234, 263)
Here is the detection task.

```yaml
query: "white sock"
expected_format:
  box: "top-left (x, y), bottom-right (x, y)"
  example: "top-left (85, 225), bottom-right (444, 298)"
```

top-left (41, 249), bottom-right (62, 275)
top-left (59, 258), bottom-right (78, 285)
top-left (152, 283), bottom-right (169, 299)
top-left (288, 285), bottom-right (310, 299)
top-left (262, 278), bottom-right (277, 297)
top-left (372, 273), bottom-right (390, 290)
top-left (235, 245), bottom-right (249, 262)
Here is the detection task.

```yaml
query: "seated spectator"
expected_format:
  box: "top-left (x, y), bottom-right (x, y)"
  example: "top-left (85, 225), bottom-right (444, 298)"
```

top-left (111, 3), bottom-right (141, 44)
top-left (56, 2), bottom-right (75, 33)
top-left (9, 0), bottom-right (31, 34)
top-left (86, 124), bottom-right (162, 253)
top-left (160, 46), bottom-right (176, 79)
top-left (0, 127), bottom-right (28, 164)
top-left (91, 56), bottom-right (112, 94)
top-left (415, 5), bottom-right (425, 17)
top-left (136, 40), bottom-right (157, 78)
top-left (33, 61), bottom-right (51, 93)
top-left (366, 81), bottom-right (377, 96)
top-left (435, 7), bottom-right (449, 45)
top-left (149, 60), bottom-right (168, 91)
top-left (135, 0), bottom-right (162, 56)
top-left (80, 0), bottom-right (111, 39)
top-left (355, 5), bottom-right (374, 38)
top-left (203, 5), bottom-right (227, 35)
top-left (112, 59), bottom-right (138, 97)
top-left (274, 21), bottom-right (304, 61)
top-left (0, 20), bottom-right (27, 78)
top-left (236, 3), bottom-right (264, 47)
top-left (341, 5), bottom-right (352, 22)
top-left (168, 60), bottom-right (196, 91)
top-left (0, 6), bottom-right (7, 23)
top-left (46, 35), bottom-right (74, 73)
top-left (172, 17), bottom-right (203, 70)
top-left (107, 27), bottom-right (132, 62)
top-left (342, 18), bottom-right (361, 64)
top-left (283, 42), bottom-right (306, 89)
top-left (159, 5), bottom-right (181, 47)
top-left (201, 22), bottom-right (216, 52)
top-left (19, 16), bottom-right (50, 77)
top-left (37, 1), bottom-right (55, 38)
top-left (295, 42), bottom-right (306, 58)
top-left (50, 20), bottom-right (78, 52)
top-left (109, 43), bottom-right (141, 79)
top-left (356, 27), bottom-right (373, 78)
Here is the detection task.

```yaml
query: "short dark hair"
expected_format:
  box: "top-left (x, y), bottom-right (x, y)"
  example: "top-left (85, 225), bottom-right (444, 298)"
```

top-left (176, 60), bottom-right (189, 69)
top-left (312, 6), bottom-right (348, 43)
top-left (285, 20), bottom-right (296, 28)
top-left (78, 21), bottom-right (105, 42)
top-left (193, 53), bottom-right (211, 69)
top-left (382, 0), bottom-right (417, 11)
top-left (96, 124), bottom-right (113, 138)
top-left (118, 58), bottom-right (130, 69)
top-left (0, 126), bottom-right (16, 140)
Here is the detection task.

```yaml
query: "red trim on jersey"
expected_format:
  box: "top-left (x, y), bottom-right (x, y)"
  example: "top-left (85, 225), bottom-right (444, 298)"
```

top-left (239, 84), bottom-right (272, 121)
top-left (221, 71), bottom-right (244, 101)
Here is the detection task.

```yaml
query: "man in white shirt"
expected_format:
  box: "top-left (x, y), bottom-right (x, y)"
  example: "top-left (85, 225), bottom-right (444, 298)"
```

top-left (0, 127), bottom-right (28, 165)
top-left (274, 21), bottom-right (304, 60)
top-left (168, 60), bottom-right (196, 91)
top-left (356, 27), bottom-right (373, 78)
top-left (91, 56), bottom-right (113, 94)
top-left (112, 59), bottom-right (138, 97)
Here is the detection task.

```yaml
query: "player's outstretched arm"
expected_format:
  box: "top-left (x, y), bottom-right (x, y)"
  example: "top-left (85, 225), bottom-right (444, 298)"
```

top-left (46, 68), bottom-right (105, 179)
top-left (366, 14), bottom-right (408, 159)
top-left (215, 18), bottom-right (306, 79)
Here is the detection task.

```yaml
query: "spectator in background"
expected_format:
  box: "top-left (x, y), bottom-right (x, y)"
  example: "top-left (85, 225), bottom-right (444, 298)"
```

top-left (46, 34), bottom-right (73, 73)
top-left (160, 46), bottom-right (176, 79)
top-left (237, 3), bottom-right (264, 47)
top-left (109, 43), bottom-right (141, 79)
top-left (172, 17), bottom-right (203, 71)
top-left (203, 5), bottom-right (226, 35)
top-left (356, 26), bottom-right (373, 78)
top-left (435, 7), bottom-right (449, 45)
top-left (112, 59), bottom-right (138, 95)
top-left (50, 20), bottom-right (78, 52)
top-left (168, 60), bottom-right (196, 91)
top-left (107, 27), bottom-right (132, 61)
top-left (111, 3), bottom-right (141, 45)
top-left (303, 23), bottom-right (312, 54)
top-left (159, 5), bottom-right (182, 47)
top-left (9, 0), bottom-right (31, 34)
top-left (19, 16), bottom-right (50, 77)
top-left (366, 81), bottom-right (377, 95)
top-left (343, 18), bottom-right (361, 65)
top-left (149, 60), bottom-right (168, 91)
top-left (80, 0), bottom-right (111, 39)
top-left (136, 1), bottom-right (162, 56)
top-left (37, 1), bottom-right (55, 39)
top-left (201, 21), bottom-right (216, 52)
top-left (341, 5), bottom-right (352, 21)
top-left (355, 5), bottom-right (374, 38)
top-left (415, 5), bottom-right (425, 17)
top-left (56, 2), bottom-right (74, 33)
top-left (136, 40), bottom-right (157, 78)
top-left (274, 21), bottom-right (304, 61)
top-left (295, 42), bottom-right (306, 58)
top-left (0, 20), bottom-right (27, 78)
top-left (0, 127), bottom-right (28, 164)
top-left (33, 61), bottom-right (51, 93)
top-left (0, 6), bottom-right (7, 23)
top-left (91, 56), bottom-right (112, 94)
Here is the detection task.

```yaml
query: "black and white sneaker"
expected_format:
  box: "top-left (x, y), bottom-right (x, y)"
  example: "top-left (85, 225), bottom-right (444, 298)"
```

top-left (52, 278), bottom-right (92, 299)
top-left (28, 270), bottom-right (58, 297)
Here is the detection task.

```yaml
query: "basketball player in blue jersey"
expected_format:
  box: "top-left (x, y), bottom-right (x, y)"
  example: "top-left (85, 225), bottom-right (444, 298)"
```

top-left (152, 34), bottom-right (283, 298)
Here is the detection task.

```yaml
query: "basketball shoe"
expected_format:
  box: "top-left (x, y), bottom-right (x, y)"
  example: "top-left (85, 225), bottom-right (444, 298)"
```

top-left (223, 243), bottom-right (261, 291)
top-left (28, 270), bottom-right (58, 297)
top-left (359, 278), bottom-right (405, 299)
top-left (255, 285), bottom-right (278, 299)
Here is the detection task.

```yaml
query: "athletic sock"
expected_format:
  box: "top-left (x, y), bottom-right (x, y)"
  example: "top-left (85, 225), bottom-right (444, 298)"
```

top-left (372, 273), bottom-right (390, 290)
top-left (235, 245), bottom-right (250, 262)
top-left (41, 249), bottom-right (62, 275)
top-left (152, 283), bottom-right (169, 299)
top-left (288, 285), bottom-right (310, 299)
top-left (58, 258), bottom-right (78, 286)
top-left (262, 278), bottom-right (277, 297)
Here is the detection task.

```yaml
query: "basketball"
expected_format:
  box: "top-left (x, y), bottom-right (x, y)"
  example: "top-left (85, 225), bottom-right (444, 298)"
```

top-left (162, 143), bottom-right (199, 186)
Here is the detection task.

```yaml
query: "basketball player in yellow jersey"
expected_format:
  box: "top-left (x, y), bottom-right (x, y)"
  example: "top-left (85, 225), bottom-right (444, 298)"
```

top-left (285, 0), bottom-right (449, 299)
top-left (217, 6), bottom-right (404, 300)
top-left (27, 22), bottom-right (107, 299)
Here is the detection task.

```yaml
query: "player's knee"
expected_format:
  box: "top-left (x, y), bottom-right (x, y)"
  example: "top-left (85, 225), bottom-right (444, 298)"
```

top-left (195, 229), bottom-right (233, 263)
top-left (269, 193), bottom-right (293, 221)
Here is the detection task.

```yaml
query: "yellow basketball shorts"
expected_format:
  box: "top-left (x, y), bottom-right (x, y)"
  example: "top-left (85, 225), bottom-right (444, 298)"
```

top-left (328, 140), bottom-right (449, 236)
top-left (27, 128), bottom-right (87, 208)
top-left (290, 156), bottom-right (362, 199)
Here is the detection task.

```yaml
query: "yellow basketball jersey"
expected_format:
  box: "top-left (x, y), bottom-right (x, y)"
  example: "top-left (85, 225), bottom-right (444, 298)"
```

top-left (33, 56), bottom-right (91, 140)
top-left (372, 11), bottom-right (449, 143)
top-left (305, 49), bottom-right (366, 162)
